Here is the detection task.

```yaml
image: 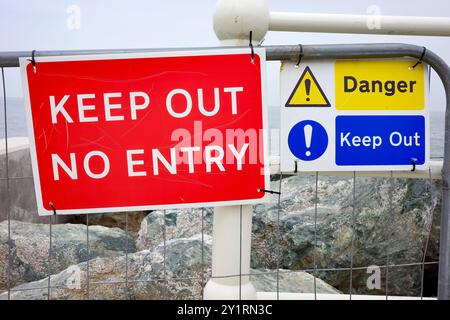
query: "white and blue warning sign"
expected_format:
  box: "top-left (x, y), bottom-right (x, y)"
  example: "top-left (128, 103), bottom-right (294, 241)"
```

top-left (280, 59), bottom-right (430, 172)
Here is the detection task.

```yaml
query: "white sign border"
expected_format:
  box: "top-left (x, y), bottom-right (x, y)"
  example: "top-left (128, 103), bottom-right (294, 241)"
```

top-left (19, 48), bottom-right (270, 216)
top-left (279, 58), bottom-right (430, 173)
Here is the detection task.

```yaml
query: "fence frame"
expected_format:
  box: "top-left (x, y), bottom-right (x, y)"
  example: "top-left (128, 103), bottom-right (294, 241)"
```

top-left (1, 43), bottom-right (450, 299)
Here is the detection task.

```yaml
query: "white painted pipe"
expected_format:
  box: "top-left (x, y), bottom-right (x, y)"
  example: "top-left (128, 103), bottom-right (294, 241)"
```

top-left (204, 0), bottom-right (261, 300)
top-left (269, 12), bottom-right (450, 36)
top-left (213, 0), bottom-right (269, 45)
top-left (203, 205), bottom-right (256, 300)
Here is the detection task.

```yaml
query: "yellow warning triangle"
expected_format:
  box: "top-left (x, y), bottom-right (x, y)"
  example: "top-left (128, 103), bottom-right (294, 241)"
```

top-left (285, 66), bottom-right (331, 107)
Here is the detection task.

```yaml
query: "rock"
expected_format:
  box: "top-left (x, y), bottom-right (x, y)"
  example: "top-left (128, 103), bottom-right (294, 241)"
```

top-left (0, 256), bottom-right (137, 300)
top-left (134, 175), bottom-right (440, 296)
top-left (3, 165), bottom-right (440, 298)
top-left (0, 220), bottom-right (135, 290)
top-left (133, 234), bottom-right (211, 300)
top-left (0, 235), bottom-right (211, 300)
top-left (76, 211), bottom-right (150, 236)
top-left (250, 269), bottom-right (340, 294)
top-left (0, 143), bottom-right (73, 224)
top-left (0, 235), bottom-right (340, 300)
top-left (251, 174), bottom-right (441, 297)
top-left (136, 209), bottom-right (213, 251)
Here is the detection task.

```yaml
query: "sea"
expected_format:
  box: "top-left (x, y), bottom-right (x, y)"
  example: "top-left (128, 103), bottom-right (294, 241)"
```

top-left (0, 97), bottom-right (446, 159)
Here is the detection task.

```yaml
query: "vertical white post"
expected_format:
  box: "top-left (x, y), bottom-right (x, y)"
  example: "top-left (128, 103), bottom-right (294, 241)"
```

top-left (204, 205), bottom-right (256, 299)
top-left (203, 0), bottom-right (269, 300)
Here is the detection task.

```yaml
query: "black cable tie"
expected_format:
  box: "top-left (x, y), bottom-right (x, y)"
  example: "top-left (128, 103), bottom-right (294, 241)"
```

top-left (294, 160), bottom-right (298, 173)
top-left (258, 188), bottom-right (281, 195)
top-left (411, 158), bottom-right (418, 172)
top-left (49, 202), bottom-right (57, 215)
top-left (410, 47), bottom-right (426, 70)
top-left (295, 44), bottom-right (303, 68)
top-left (28, 50), bottom-right (36, 67)
top-left (27, 50), bottom-right (37, 73)
top-left (249, 31), bottom-right (254, 64)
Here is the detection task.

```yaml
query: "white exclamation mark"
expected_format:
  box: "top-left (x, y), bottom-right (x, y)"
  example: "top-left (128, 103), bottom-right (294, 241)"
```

top-left (304, 124), bottom-right (313, 157)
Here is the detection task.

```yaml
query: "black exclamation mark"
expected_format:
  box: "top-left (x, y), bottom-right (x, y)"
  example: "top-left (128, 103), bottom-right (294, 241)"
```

top-left (305, 79), bottom-right (311, 102)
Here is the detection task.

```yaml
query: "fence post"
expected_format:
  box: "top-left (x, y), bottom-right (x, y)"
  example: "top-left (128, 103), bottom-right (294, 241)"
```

top-left (203, 0), bottom-right (269, 300)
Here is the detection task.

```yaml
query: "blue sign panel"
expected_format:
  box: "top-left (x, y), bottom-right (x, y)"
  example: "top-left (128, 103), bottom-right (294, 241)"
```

top-left (288, 120), bottom-right (328, 161)
top-left (336, 115), bottom-right (425, 166)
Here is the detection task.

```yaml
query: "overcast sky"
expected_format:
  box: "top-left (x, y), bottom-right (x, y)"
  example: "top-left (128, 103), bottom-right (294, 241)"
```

top-left (1, 0), bottom-right (450, 110)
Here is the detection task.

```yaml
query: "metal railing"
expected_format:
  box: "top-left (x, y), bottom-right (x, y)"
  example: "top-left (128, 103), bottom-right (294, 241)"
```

top-left (0, 43), bottom-right (448, 300)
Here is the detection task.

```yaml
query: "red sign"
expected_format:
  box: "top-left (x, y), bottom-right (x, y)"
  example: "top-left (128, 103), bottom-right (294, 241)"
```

top-left (20, 49), bottom-right (269, 216)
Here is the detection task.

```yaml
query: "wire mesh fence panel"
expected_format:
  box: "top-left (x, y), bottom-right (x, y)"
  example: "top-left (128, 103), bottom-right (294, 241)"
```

top-left (349, 171), bottom-right (357, 299)
top-left (0, 55), bottom-right (445, 300)
top-left (260, 172), bottom-right (441, 298)
top-left (2, 67), bottom-right (12, 301)
top-left (86, 213), bottom-right (90, 300)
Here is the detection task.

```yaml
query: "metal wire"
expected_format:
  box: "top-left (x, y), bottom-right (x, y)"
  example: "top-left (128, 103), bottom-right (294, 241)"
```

top-left (276, 174), bottom-right (283, 300)
top-left (314, 172), bottom-right (318, 300)
top-left (86, 214), bottom-right (90, 299)
top-left (239, 205), bottom-right (242, 300)
top-left (385, 171), bottom-right (394, 300)
top-left (125, 212), bottom-right (129, 297)
top-left (9, 285), bottom-right (68, 293)
top-left (163, 209), bottom-right (167, 282)
top-left (47, 215), bottom-right (52, 300)
top-left (101, 259), bottom-right (439, 282)
top-left (0, 176), bottom-right (33, 180)
top-left (349, 171), bottom-right (357, 299)
top-left (420, 167), bottom-right (436, 299)
top-left (4, 262), bottom-right (440, 299)
top-left (206, 261), bottom-right (439, 279)
top-left (1, 67), bottom-right (11, 301)
top-left (6, 260), bottom-right (440, 295)
top-left (201, 208), bottom-right (205, 298)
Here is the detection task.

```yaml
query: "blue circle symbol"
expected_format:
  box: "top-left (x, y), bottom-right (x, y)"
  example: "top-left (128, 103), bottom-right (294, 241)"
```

top-left (288, 120), bottom-right (328, 161)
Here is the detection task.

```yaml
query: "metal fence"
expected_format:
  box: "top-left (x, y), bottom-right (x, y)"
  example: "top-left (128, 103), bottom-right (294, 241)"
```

top-left (1, 43), bottom-right (449, 300)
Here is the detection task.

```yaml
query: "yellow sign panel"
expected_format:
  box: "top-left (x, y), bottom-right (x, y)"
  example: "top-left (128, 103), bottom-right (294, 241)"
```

top-left (335, 60), bottom-right (425, 110)
top-left (286, 66), bottom-right (331, 107)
